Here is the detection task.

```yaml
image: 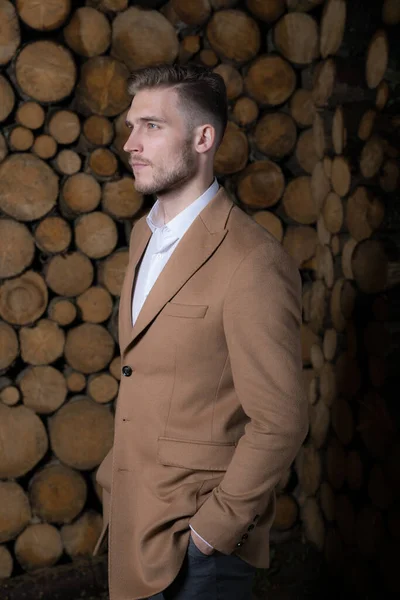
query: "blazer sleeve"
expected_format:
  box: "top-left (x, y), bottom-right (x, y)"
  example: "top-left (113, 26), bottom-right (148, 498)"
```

top-left (189, 241), bottom-right (309, 555)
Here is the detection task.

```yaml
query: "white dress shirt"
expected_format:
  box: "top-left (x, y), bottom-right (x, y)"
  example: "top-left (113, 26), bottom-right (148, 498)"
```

top-left (131, 178), bottom-right (220, 549)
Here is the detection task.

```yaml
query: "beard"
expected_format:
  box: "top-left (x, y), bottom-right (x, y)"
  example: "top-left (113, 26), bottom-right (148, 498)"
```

top-left (132, 137), bottom-right (197, 196)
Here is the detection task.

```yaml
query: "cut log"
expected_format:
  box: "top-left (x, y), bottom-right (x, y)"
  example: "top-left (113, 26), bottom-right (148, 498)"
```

top-left (45, 252), bottom-right (94, 296)
top-left (0, 0), bottom-right (20, 65)
top-left (358, 109), bottom-right (376, 141)
top-left (0, 153), bottom-right (58, 221)
top-left (48, 298), bottom-right (77, 326)
top-left (97, 249), bottom-right (129, 296)
top-left (301, 497), bottom-right (325, 551)
top-left (317, 214), bottom-right (331, 247)
top-left (16, 0), bottom-right (70, 30)
top-left (32, 135), bottom-right (58, 159)
top-left (351, 239), bottom-right (388, 294)
top-left (295, 444), bottom-right (321, 496)
top-left (171, 0), bottom-right (211, 25)
top-left (311, 58), bottom-right (336, 107)
top-left (16, 101), bottom-right (45, 129)
top-left (87, 372), bottom-right (118, 404)
top-left (207, 9), bottom-right (260, 64)
top-left (232, 97), bottom-right (259, 127)
top-left (0, 271), bottom-right (48, 326)
top-left (102, 177), bottom-right (143, 220)
top-left (15, 41), bottom-right (76, 103)
top-left (111, 6), bottom-right (178, 70)
top-left (320, 0), bottom-right (346, 59)
top-left (283, 225), bottom-right (317, 268)
top-left (309, 398), bottom-right (330, 448)
top-left (311, 160), bottom-right (331, 213)
top-left (75, 212), bottom-right (118, 259)
top-left (323, 328), bottom-right (337, 361)
top-left (213, 64), bottom-right (243, 100)
top-left (254, 112), bottom-right (297, 159)
top-left (383, 0), bottom-right (400, 25)
top-left (54, 149), bottom-right (81, 175)
top-left (88, 148), bottom-right (118, 178)
top-left (15, 523), bottom-right (63, 571)
top-left (346, 186), bottom-right (384, 242)
top-left (0, 481), bottom-right (31, 543)
top-left (301, 323), bottom-right (319, 365)
top-left (214, 121), bottom-right (248, 174)
top-left (0, 75), bottom-right (15, 122)
top-left (83, 115), bottom-right (114, 146)
top-left (34, 216), bottom-right (72, 254)
top-left (319, 360), bottom-right (337, 407)
top-left (237, 160), bottom-right (284, 209)
top-left (109, 356), bottom-right (121, 381)
top-left (200, 49), bottom-right (220, 67)
top-left (65, 324), bottom-right (114, 374)
top-left (322, 192), bottom-right (343, 234)
top-left (18, 365), bottom-right (67, 414)
top-left (294, 128), bottom-right (319, 174)
top-left (0, 322), bottom-right (18, 371)
top-left (274, 12), bottom-right (319, 66)
top-left (245, 55), bottom-right (296, 106)
top-left (253, 211), bottom-right (283, 242)
top-left (332, 106), bottom-right (345, 154)
top-left (0, 545), bottom-right (13, 578)
top-left (64, 369), bottom-right (86, 393)
top-left (49, 396), bottom-right (114, 469)
top-left (246, 0), bottom-right (285, 22)
top-left (75, 56), bottom-right (130, 117)
top-left (87, 0), bottom-right (128, 11)
top-left (375, 80), bottom-right (389, 110)
top-left (48, 110), bottom-right (81, 145)
top-left (9, 126), bottom-right (34, 151)
top-left (29, 463), bottom-right (87, 524)
top-left (61, 173), bottom-right (101, 217)
top-left (179, 34), bottom-right (200, 65)
top-left (309, 279), bottom-right (327, 334)
top-left (0, 219), bottom-right (34, 278)
top-left (312, 111), bottom-right (326, 159)
top-left (19, 319), bottom-right (65, 366)
top-left (0, 404), bottom-right (48, 478)
top-left (359, 135), bottom-right (385, 178)
top-left (331, 155), bottom-right (350, 197)
top-left (61, 511), bottom-right (103, 559)
top-left (0, 385), bottom-right (20, 406)
top-left (346, 450), bottom-right (363, 491)
top-left (63, 6), bottom-right (111, 57)
top-left (315, 244), bottom-right (334, 288)
top-left (273, 494), bottom-right (298, 530)
top-left (289, 88), bottom-right (315, 127)
top-left (282, 176), bottom-right (317, 225)
top-left (76, 286), bottom-right (113, 323)
top-left (366, 30), bottom-right (389, 90)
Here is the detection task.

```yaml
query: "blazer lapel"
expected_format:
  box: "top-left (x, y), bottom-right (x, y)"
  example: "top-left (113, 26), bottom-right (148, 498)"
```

top-left (119, 187), bottom-right (234, 357)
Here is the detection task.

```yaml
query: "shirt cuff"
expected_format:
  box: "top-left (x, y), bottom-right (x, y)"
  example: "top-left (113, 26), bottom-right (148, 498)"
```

top-left (189, 525), bottom-right (214, 549)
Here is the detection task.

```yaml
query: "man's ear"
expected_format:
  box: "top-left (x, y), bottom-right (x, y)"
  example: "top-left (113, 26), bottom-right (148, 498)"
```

top-left (194, 124), bottom-right (216, 154)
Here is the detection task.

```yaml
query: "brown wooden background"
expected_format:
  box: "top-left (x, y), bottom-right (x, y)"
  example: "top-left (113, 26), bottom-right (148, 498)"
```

top-left (0, 0), bottom-right (399, 596)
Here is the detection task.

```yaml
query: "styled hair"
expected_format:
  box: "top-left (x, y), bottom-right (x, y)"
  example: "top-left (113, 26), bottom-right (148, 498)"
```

top-left (127, 64), bottom-right (228, 147)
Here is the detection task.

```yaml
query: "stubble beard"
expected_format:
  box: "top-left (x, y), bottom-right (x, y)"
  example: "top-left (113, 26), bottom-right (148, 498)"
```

top-left (133, 138), bottom-right (197, 196)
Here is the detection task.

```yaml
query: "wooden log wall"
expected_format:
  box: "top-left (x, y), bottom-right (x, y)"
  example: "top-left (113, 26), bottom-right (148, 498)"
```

top-left (0, 0), bottom-right (399, 593)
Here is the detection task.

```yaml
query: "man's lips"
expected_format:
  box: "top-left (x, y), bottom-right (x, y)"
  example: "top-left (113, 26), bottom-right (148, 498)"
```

top-left (130, 162), bottom-right (150, 170)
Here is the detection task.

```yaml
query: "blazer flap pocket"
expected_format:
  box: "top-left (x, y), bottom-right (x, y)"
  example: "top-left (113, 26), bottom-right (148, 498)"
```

top-left (163, 302), bottom-right (208, 318)
top-left (157, 437), bottom-right (236, 471)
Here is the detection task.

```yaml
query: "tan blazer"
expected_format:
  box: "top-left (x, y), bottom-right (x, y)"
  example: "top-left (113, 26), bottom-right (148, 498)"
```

top-left (93, 188), bottom-right (308, 600)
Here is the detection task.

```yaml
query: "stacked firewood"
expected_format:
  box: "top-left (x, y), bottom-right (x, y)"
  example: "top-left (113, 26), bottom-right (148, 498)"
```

top-left (0, 0), bottom-right (399, 591)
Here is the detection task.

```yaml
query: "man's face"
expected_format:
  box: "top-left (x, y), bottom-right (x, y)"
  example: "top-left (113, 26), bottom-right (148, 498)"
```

top-left (123, 87), bottom-right (197, 195)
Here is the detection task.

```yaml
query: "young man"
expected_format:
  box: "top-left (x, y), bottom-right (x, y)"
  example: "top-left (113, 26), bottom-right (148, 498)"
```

top-left (93, 64), bottom-right (308, 600)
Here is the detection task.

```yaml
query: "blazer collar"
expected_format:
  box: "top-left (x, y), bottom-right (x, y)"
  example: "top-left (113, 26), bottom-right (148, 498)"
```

top-left (119, 187), bottom-right (234, 355)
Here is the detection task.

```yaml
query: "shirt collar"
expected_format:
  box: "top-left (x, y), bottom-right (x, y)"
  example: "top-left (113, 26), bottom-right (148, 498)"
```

top-left (146, 178), bottom-right (219, 239)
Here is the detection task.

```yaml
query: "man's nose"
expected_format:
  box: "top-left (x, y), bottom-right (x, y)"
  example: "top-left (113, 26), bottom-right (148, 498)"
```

top-left (123, 130), bottom-right (143, 153)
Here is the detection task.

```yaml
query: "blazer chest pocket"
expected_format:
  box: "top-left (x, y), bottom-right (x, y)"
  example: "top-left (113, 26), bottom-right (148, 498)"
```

top-left (157, 437), bottom-right (236, 471)
top-left (163, 302), bottom-right (208, 318)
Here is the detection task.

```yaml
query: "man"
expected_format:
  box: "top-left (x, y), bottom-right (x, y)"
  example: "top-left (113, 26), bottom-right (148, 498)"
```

top-left (93, 64), bottom-right (308, 600)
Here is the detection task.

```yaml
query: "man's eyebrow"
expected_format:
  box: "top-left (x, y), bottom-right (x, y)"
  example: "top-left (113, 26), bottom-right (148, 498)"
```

top-left (125, 116), bottom-right (167, 126)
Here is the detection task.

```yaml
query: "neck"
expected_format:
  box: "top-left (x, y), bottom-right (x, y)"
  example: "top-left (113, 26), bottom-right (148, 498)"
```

top-left (158, 172), bottom-right (215, 224)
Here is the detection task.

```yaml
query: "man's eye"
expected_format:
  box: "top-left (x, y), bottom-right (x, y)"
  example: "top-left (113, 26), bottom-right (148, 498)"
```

top-left (147, 123), bottom-right (158, 129)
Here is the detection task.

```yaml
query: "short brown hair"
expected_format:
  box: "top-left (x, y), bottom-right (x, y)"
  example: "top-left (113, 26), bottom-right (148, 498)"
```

top-left (127, 64), bottom-right (228, 147)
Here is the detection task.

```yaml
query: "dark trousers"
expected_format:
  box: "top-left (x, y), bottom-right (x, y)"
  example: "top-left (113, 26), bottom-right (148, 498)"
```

top-left (148, 537), bottom-right (256, 600)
